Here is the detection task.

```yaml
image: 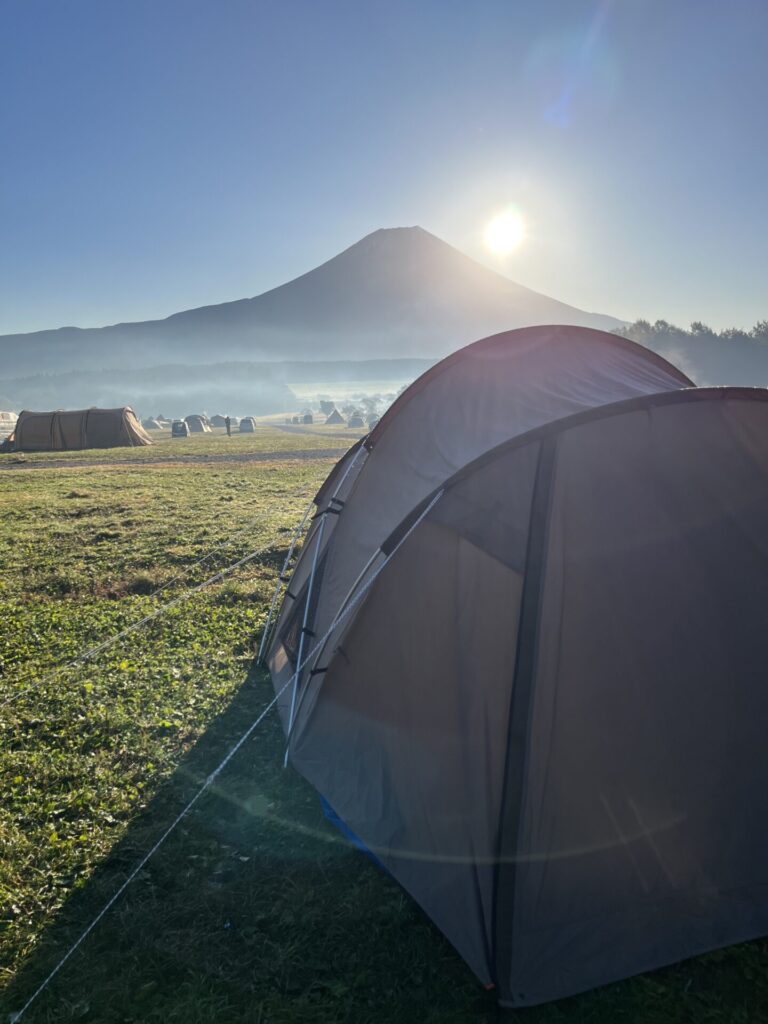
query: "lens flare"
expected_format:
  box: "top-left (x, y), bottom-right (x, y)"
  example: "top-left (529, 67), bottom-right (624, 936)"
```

top-left (484, 209), bottom-right (526, 255)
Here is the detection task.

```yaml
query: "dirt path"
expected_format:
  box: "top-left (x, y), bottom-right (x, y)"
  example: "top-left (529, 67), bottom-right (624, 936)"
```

top-left (0, 448), bottom-right (344, 471)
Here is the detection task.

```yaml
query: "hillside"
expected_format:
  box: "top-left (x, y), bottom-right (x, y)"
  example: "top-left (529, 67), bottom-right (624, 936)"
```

top-left (0, 227), bottom-right (623, 376)
top-left (0, 359), bottom-right (433, 419)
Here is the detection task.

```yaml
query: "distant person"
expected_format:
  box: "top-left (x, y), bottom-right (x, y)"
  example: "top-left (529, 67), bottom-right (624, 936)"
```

top-left (225, 415), bottom-right (231, 437)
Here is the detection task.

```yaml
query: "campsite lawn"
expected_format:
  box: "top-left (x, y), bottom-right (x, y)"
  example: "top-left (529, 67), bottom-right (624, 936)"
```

top-left (0, 424), bottom-right (363, 467)
top-left (1, 444), bottom-right (767, 1023)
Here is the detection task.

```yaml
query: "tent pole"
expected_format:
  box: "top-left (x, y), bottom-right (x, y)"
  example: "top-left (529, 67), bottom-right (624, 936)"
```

top-left (258, 444), bottom-right (368, 666)
top-left (256, 498), bottom-right (314, 665)
top-left (298, 547), bottom-right (380, 685)
top-left (283, 512), bottom-right (327, 767)
top-left (282, 488), bottom-right (445, 753)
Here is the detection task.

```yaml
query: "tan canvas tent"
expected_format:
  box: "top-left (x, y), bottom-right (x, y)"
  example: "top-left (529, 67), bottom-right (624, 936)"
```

top-left (10, 407), bottom-right (151, 451)
top-left (184, 415), bottom-right (211, 433)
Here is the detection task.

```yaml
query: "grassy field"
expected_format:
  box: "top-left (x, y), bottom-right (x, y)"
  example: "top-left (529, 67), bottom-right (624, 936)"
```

top-left (0, 424), bottom-right (363, 466)
top-left (1, 438), bottom-right (767, 1023)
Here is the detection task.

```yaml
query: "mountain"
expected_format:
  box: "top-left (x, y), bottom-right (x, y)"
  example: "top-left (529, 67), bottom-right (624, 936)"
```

top-left (0, 227), bottom-right (624, 376)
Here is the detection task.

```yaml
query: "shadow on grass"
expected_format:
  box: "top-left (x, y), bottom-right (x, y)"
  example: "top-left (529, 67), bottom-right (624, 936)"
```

top-left (3, 661), bottom-right (767, 1024)
top-left (0, 662), bottom-right (493, 1024)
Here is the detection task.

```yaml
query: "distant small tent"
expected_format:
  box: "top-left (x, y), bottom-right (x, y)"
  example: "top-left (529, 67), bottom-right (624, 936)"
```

top-left (291, 416), bottom-right (300, 424)
top-left (302, 413), bottom-right (314, 424)
top-left (185, 415), bottom-right (211, 433)
top-left (0, 411), bottom-right (18, 439)
top-left (210, 414), bottom-right (229, 428)
top-left (171, 420), bottom-right (189, 438)
top-left (10, 407), bottom-right (151, 452)
top-left (239, 417), bottom-right (256, 433)
top-left (325, 409), bottom-right (344, 425)
top-left (348, 413), bottom-right (365, 428)
top-left (142, 417), bottom-right (163, 430)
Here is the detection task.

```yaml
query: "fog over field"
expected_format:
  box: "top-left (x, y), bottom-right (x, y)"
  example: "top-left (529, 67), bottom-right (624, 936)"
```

top-left (3, 229), bottom-right (767, 423)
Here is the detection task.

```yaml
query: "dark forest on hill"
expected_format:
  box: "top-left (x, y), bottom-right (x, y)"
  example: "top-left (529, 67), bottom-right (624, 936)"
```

top-left (615, 319), bottom-right (768, 387)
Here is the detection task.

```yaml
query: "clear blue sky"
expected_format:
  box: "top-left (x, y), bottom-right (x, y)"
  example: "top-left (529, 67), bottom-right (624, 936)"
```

top-left (1, 0), bottom-right (766, 334)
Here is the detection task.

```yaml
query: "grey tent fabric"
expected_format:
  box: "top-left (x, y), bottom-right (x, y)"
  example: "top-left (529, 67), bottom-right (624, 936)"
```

top-left (282, 387), bottom-right (768, 1006)
top-left (268, 325), bottom-right (692, 730)
top-left (239, 416), bottom-right (257, 432)
top-left (325, 409), bottom-right (344, 425)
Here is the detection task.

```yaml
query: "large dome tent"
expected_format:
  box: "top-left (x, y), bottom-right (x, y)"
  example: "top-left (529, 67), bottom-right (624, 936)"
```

top-left (277, 385), bottom-right (768, 1006)
top-left (266, 325), bottom-right (692, 729)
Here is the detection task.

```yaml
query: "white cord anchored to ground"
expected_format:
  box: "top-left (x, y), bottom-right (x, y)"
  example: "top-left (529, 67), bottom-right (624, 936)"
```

top-left (151, 484), bottom-right (315, 602)
top-left (9, 678), bottom-right (292, 1024)
top-left (2, 540), bottom-right (278, 710)
top-left (10, 486), bottom-right (444, 1021)
top-left (2, 484), bottom-right (318, 709)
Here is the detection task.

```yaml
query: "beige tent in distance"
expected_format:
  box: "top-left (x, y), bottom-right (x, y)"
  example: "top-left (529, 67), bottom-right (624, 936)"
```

top-left (0, 411), bottom-right (18, 441)
top-left (10, 407), bottom-right (151, 451)
top-left (184, 415), bottom-right (211, 433)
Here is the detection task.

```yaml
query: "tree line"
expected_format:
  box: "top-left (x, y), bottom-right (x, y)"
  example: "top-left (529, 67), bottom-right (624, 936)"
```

top-left (615, 319), bottom-right (768, 346)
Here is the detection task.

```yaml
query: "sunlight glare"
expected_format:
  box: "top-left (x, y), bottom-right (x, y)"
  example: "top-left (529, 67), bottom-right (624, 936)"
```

top-left (484, 209), bottom-right (526, 255)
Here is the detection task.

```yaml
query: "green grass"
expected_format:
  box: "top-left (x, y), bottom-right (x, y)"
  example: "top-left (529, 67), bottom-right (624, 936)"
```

top-left (1, 446), bottom-right (767, 1023)
top-left (0, 424), bottom-right (363, 466)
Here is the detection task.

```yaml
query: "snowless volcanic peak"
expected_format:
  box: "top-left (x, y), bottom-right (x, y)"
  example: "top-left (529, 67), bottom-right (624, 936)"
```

top-left (0, 226), bottom-right (624, 374)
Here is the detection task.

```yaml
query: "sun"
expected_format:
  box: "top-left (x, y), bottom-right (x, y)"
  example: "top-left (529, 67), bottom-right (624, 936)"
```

top-left (484, 209), bottom-right (526, 255)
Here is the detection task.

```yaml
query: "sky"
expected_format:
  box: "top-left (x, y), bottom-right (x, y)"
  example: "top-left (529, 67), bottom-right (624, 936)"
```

top-left (1, 0), bottom-right (766, 335)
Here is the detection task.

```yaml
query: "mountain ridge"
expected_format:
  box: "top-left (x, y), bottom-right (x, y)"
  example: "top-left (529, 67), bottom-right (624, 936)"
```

top-left (0, 226), bottom-right (624, 375)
